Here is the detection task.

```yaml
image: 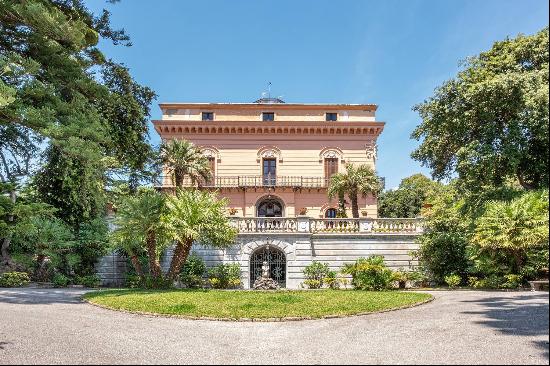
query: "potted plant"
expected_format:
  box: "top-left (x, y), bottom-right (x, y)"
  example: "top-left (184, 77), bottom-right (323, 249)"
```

top-left (360, 210), bottom-right (368, 217)
top-left (298, 207), bottom-right (308, 216)
top-left (228, 208), bottom-right (238, 216)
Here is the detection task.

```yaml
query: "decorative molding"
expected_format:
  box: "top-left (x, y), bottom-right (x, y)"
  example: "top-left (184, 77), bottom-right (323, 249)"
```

top-left (199, 146), bottom-right (221, 162)
top-left (319, 146), bottom-right (345, 163)
top-left (365, 141), bottom-right (378, 161)
top-left (257, 146), bottom-right (282, 163)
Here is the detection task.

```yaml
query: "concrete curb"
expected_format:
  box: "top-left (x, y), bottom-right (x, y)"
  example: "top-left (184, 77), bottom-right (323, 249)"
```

top-left (81, 292), bottom-right (435, 322)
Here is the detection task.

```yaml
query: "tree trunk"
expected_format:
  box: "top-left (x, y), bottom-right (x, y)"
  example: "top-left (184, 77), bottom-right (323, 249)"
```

top-left (174, 171), bottom-right (184, 188)
top-left (350, 190), bottom-right (359, 218)
top-left (145, 230), bottom-right (162, 278)
top-left (1, 189), bottom-right (16, 267)
top-left (167, 238), bottom-right (193, 281)
top-left (337, 191), bottom-right (347, 217)
top-left (129, 253), bottom-right (144, 280)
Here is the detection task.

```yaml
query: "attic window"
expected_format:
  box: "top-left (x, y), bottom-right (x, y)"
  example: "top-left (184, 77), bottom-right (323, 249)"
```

top-left (165, 108), bottom-right (177, 116)
top-left (262, 112), bottom-right (275, 121)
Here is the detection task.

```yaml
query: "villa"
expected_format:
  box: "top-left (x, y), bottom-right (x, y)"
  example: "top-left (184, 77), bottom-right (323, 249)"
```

top-left (97, 98), bottom-right (423, 289)
top-left (152, 97), bottom-right (383, 218)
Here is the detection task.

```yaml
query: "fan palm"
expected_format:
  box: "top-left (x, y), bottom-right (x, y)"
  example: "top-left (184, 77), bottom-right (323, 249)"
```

top-left (328, 164), bottom-right (382, 218)
top-left (474, 189), bottom-right (549, 271)
top-left (163, 189), bottom-right (237, 281)
top-left (159, 139), bottom-right (211, 188)
top-left (113, 189), bottom-right (167, 279)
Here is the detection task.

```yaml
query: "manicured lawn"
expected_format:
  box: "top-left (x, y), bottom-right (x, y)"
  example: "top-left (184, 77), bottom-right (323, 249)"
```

top-left (83, 289), bottom-right (432, 319)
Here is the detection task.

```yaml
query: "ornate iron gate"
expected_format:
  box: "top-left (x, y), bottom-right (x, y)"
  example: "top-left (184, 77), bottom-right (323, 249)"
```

top-left (250, 245), bottom-right (286, 288)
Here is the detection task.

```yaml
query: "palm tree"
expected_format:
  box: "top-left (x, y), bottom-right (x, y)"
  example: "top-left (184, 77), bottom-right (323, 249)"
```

top-left (159, 139), bottom-right (212, 188)
top-left (113, 189), bottom-right (167, 279)
top-left (163, 189), bottom-right (237, 281)
top-left (328, 164), bottom-right (382, 218)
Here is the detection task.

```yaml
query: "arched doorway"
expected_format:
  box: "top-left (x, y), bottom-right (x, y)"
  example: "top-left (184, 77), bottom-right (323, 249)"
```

top-left (250, 245), bottom-right (286, 288)
top-left (256, 197), bottom-right (284, 217)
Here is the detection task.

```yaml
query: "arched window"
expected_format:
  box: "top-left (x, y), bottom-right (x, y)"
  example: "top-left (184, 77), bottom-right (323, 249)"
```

top-left (257, 198), bottom-right (283, 217)
top-left (325, 208), bottom-right (337, 218)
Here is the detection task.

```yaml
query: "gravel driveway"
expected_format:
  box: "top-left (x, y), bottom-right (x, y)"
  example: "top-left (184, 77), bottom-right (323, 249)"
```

top-left (0, 288), bottom-right (548, 364)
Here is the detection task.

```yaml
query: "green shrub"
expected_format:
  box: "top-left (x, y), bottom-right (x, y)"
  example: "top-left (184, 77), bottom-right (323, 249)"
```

top-left (208, 263), bottom-right (241, 289)
top-left (471, 276), bottom-right (503, 289)
top-left (501, 274), bottom-right (523, 289)
top-left (76, 275), bottom-right (101, 288)
top-left (179, 253), bottom-right (206, 288)
top-left (302, 261), bottom-right (330, 289)
top-left (125, 274), bottom-right (141, 289)
top-left (323, 270), bottom-right (341, 289)
top-left (444, 274), bottom-right (461, 288)
top-left (0, 272), bottom-right (30, 287)
top-left (342, 256), bottom-right (394, 290)
top-left (52, 273), bottom-right (70, 287)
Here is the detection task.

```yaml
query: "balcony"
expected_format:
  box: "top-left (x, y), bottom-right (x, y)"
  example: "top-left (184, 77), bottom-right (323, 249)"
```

top-left (155, 175), bottom-right (330, 189)
top-left (228, 217), bottom-right (424, 235)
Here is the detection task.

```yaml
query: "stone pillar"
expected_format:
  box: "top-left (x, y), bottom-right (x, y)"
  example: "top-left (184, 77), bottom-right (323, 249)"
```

top-left (297, 216), bottom-right (310, 233)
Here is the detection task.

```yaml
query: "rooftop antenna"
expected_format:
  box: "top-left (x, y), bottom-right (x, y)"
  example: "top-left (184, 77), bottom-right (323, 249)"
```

top-left (267, 82), bottom-right (272, 99)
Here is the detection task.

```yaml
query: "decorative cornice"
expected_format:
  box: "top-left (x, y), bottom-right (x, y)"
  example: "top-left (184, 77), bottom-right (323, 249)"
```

top-left (153, 120), bottom-right (385, 137)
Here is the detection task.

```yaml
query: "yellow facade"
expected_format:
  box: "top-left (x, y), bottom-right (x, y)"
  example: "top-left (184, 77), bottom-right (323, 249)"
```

top-left (153, 99), bottom-right (384, 218)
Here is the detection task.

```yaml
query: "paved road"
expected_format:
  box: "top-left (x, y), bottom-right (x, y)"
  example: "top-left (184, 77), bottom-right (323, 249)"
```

top-left (0, 288), bottom-right (548, 364)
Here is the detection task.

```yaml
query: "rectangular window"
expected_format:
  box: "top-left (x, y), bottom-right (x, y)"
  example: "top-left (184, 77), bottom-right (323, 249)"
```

top-left (262, 158), bottom-right (277, 185)
top-left (326, 112), bottom-right (338, 121)
top-left (202, 112), bottom-right (214, 121)
top-left (324, 158), bottom-right (339, 182)
top-left (262, 112), bottom-right (275, 121)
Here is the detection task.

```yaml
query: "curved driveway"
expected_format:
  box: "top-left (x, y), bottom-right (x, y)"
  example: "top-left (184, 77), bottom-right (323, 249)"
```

top-left (0, 288), bottom-right (548, 364)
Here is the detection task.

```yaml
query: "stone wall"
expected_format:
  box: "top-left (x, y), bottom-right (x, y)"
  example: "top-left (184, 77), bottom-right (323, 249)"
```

top-left (98, 232), bottom-right (420, 288)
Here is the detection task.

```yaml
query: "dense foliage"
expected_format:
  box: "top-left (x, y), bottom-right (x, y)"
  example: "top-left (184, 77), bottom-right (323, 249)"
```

top-left (0, 1), bottom-right (155, 282)
top-left (112, 188), bottom-right (237, 288)
top-left (207, 263), bottom-right (241, 289)
top-left (411, 29), bottom-right (549, 288)
top-left (378, 174), bottom-right (442, 218)
top-left (342, 256), bottom-right (394, 290)
top-left (412, 28), bottom-right (549, 192)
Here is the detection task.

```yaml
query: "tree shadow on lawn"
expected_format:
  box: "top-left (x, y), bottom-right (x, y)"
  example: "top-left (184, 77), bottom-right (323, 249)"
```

top-left (461, 293), bottom-right (549, 360)
top-left (0, 288), bottom-right (89, 305)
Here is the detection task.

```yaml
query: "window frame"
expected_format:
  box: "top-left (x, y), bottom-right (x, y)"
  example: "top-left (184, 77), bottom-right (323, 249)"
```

top-left (326, 112), bottom-right (338, 121)
top-left (262, 112), bottom-right (275, 122)
top-left (202, 112), bottom-right (214, 121)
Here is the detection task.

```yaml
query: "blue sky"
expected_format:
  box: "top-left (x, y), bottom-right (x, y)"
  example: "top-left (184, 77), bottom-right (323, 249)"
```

top-left (86, 0), bottom-right (549, 189)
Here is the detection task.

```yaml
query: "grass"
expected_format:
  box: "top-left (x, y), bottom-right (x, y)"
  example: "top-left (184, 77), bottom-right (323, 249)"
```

top-left (83, 289), bottom-right (432, 320)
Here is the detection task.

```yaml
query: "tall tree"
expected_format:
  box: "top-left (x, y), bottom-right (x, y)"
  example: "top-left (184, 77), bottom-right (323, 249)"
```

top-left (163, 189), bottom-right (237, 281)
top-left (159, 140), bottom-right (211, 188)
top-left (0, 0), bottom-right (156, 229)
top-left (412, 28), bottom-right (549, 192)
top-left (378, 173), bottom-right (442, 218)
top-left (328, 164), bottom-right (381, 218)
top-left (113, 189), bottom-right (166, 280)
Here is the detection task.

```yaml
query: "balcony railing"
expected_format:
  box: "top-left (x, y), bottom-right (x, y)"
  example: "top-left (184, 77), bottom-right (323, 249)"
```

top-left (228, 217), bottom-right (423, 234)
top-left (155, 175), bottom-right (330, 188)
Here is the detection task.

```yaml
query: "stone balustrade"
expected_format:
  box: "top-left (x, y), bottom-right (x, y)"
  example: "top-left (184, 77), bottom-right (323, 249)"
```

top-left (228, 216), bottom-right (423, 234)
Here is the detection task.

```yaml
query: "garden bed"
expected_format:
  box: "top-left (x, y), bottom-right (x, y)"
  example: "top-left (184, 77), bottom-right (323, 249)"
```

top-left (83, 289), bottom-right (433, 321)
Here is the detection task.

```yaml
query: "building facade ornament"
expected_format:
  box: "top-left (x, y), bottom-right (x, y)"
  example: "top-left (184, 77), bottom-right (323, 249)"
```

top-left (365, 141), bottom-right (378, 161)
top-left (199, 146), bottom-right (221, 162)
top-left (257, 146), bottom-right (282, 162)
top-left (319, 146), bottom-right (345, 162)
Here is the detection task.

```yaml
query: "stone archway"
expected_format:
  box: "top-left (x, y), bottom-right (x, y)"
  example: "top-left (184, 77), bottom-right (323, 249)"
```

top-left (249, 245), bottom-right (286, 288)
top-left (241, 238), bottom-right (295, 289)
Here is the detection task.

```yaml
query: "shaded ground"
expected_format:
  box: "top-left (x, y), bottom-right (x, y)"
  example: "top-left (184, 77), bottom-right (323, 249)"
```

top-left (0, 288), bottom-right (548, 364)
